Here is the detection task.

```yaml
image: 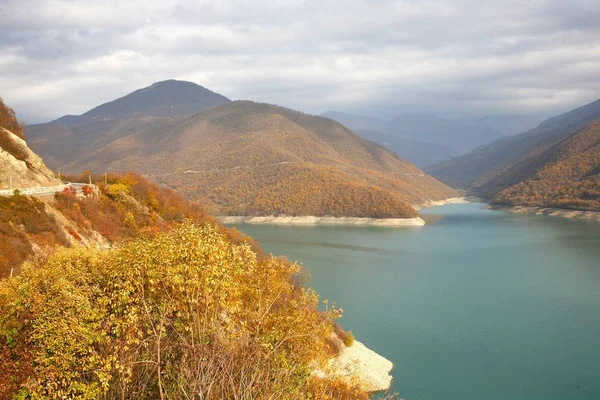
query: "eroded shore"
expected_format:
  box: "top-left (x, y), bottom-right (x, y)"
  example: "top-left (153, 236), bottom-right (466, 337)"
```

top-left (218, 215), bottom-right (425, 226)
top-left (487, 204), bottom-right (600, 222)
top-left (413, 196), bottom-right (475, 210)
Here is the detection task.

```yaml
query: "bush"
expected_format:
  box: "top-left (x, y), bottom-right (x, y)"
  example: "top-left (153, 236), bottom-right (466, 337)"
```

top-left (0, 222), bottom-right (353, 399)
top-left (0, 194), bottom-right (67, 278)
top-left (0, 97), bottom-right (25, 139)
top-left (344, 330), bottom-right (355, 347)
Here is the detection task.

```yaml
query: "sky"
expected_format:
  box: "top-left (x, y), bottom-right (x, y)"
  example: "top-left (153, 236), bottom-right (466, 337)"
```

top-left (1, 0), bottom-right (600, 123)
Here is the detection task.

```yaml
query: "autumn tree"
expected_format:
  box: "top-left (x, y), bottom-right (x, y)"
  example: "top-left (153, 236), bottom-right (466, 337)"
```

top-left (0, 221), bottom-right (365, 399)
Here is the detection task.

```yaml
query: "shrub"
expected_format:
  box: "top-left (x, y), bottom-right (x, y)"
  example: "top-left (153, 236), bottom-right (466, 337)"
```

top-left (0, 97), bottom-right (25, 139)
top-left (344, 330), bottom-right (355, 347)
top-left (0, 222), bottom-right (352, 399)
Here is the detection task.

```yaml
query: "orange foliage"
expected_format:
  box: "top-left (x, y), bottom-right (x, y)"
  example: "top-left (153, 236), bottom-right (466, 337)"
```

top-left (0, 97), bottom-right (25, 139)
top-left (168, 164), bottom-right (418, 218)
top-left (494, 120), bottom-right (600, 211)
top-left (0, 193), bottom-right (68, 278)
top-left (58, 172), bottom-right (262, 250)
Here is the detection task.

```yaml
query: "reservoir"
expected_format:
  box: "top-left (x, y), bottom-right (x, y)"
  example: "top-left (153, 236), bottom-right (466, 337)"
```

top-left (231, 203), bottom-right (600, 400)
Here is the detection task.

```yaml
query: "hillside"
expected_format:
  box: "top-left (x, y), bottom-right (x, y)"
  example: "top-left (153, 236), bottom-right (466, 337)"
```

top-left (491, 118), bottom-right (600, 211)
top-left (0, 100), bottom-right (61, 190)
top-left (427, 98), bottom-right (600, 189)
top-left (60, 101), bottom-right (457, 218)
top-left (25, 80), bottom-right (230, 168)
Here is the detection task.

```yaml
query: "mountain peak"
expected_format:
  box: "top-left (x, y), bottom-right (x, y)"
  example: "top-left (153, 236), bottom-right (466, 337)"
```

top-left (52, 80), bottom-right (231, 125)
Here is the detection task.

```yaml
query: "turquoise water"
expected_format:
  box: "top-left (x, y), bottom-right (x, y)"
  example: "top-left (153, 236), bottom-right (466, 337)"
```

top-left (231, 203), bottom-right (600, 400)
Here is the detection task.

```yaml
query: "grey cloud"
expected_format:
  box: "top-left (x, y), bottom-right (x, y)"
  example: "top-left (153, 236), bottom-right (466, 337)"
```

top-left (1, 0), bottom-right (599, 123)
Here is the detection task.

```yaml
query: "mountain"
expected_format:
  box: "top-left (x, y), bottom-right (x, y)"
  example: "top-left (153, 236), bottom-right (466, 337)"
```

top-left (385, 114), bottom-right (505, 154)
top-left (323, 111), bottom-right (510, 157)
top-left (322, 111), bottom-right (458, 166)
top-left (490, 118), bottom-right (600, 211)
top-left (354, 129), bottom-right (457, 167)
top-left (476, 114), bottom-right (542, 136)
top-left (25, 80), bottom-right (230, 168)
top-left (59, 101), bottom-right (458, 218)
top-left (58, 79), bottom-right (230, 123)
top-left (427, 98), bottom-right (600, 190)
top-left (322, 111), bottom-right (388, 132)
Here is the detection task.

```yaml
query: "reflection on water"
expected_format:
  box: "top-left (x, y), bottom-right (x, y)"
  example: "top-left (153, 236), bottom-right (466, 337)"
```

top-left (231, 203), bottom-right (600, 400)
top-left (258, 238), bottom-right (398, 254)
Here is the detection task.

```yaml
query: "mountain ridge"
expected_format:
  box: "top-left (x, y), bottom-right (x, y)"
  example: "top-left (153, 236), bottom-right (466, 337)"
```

top-left (25, 80), bottom-right (231, 169)
top-left (427, 97), bottom-right (600, 190)
top-left (490, 118), bottom-right (600, 211)
top-left (58, 99), bottom-right (458, 218)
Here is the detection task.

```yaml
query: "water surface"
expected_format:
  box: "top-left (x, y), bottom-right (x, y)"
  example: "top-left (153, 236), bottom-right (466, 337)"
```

top-left (232, 203), bottom-right (600, 400)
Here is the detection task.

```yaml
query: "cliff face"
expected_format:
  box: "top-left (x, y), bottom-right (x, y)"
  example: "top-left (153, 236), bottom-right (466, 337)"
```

top-left (0, 127), bottom-right (61, 190)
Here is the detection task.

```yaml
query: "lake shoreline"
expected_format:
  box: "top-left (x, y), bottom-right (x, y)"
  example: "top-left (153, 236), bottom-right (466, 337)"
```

top-left (218, 197), bottom-right (481, 227)
top-left (413, 196), bottom-right (477, 210)
top-left (487, 204), bottom-right (600, 222)
top-left (217, 215), bottom-right (425, 227)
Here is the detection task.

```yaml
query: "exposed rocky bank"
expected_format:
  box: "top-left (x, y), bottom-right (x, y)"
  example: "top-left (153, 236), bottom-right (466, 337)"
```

top-left (218, 215), bottom-right (425, 226)
top-left (487, 204), bottom-right (600, 223)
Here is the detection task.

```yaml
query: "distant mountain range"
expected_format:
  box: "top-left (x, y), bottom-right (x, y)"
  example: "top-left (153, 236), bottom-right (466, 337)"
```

top-left (322, 111), bottom-right (540, 167)
top-left (25, 81), bottom-right (458, 218)
top-left (352, 129), bottom-right (458, 168)
top-left (427, 98), bottom-right (600, 190)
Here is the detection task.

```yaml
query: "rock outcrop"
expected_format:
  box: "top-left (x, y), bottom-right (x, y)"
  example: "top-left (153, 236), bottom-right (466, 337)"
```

top-left (0, 127), bottom-right (61, 190)
top-left (315, 335), bottom-right (394, 393)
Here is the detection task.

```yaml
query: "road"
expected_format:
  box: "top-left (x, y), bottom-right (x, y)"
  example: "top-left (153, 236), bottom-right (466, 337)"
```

top-left (0, 182), bottom-right (90, 197)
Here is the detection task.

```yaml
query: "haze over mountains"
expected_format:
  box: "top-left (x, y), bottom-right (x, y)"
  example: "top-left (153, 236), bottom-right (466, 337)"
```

top-left (25, 80), bottom-right (458, 218)
top-left (427, 98), bottom-right (600, 190)
top-left (322, 111), bottom-right (540, 167)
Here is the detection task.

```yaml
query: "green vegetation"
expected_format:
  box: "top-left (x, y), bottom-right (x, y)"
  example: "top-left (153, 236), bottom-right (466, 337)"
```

top-left (0, 221), bottom-right (370, 399)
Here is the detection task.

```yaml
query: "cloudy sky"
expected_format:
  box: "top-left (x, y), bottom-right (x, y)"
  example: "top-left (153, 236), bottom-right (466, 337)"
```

top-left (1, 0), bottom-right (600, 123)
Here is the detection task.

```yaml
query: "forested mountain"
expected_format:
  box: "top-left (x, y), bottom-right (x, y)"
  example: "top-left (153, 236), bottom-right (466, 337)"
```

top-left (490, 118), bottom-right (600, 211)
top-left (427, 98), bottom-right (600, 190)
top-left (354, 129), bottom-right (457, 167)
top-left (25, 80), bottom-right (230, 168)
top-left (57, 100), bottom-right (457, 217)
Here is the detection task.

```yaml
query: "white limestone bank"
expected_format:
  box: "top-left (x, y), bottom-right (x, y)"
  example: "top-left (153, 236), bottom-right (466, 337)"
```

top-left (314, 338), bottom-right (394, 393)
top-left (413, 196), bottom-right (473, 210)
top-left (218, 215), bottom-right (425, 227)
top-left (488, 204), bottom-right (600, 223)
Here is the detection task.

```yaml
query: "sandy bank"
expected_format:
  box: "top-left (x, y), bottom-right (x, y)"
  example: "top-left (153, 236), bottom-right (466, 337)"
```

top-left (488, 204), bottom-right (600, 223)
top-left (218, 215), bottom-right (425, 227)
